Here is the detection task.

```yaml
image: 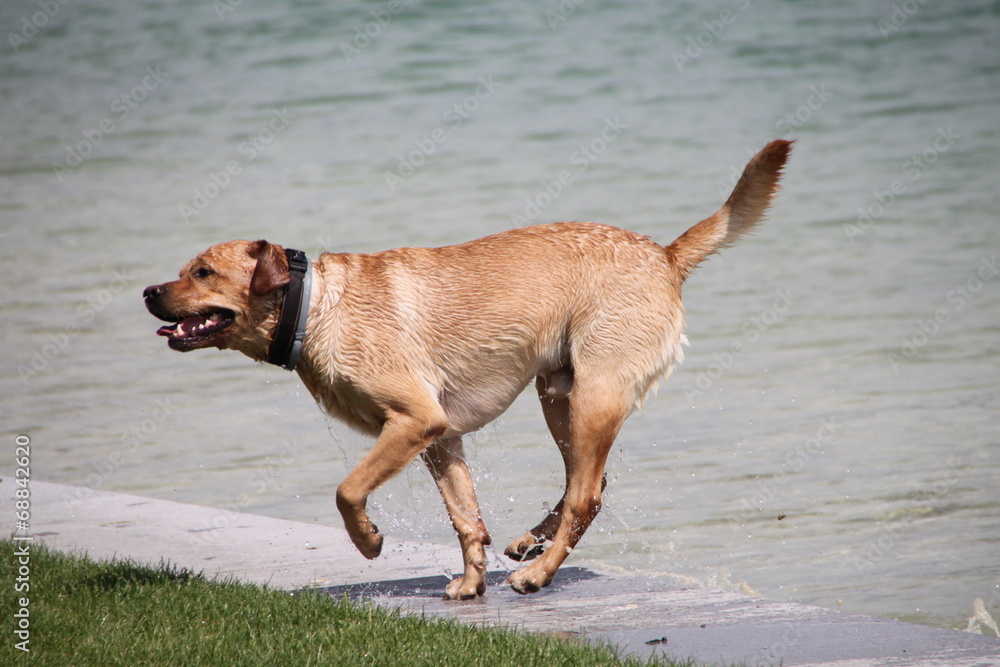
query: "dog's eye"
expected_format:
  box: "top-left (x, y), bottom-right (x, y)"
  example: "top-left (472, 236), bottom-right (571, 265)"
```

top-left (194, 267), bottom-right (214, 279)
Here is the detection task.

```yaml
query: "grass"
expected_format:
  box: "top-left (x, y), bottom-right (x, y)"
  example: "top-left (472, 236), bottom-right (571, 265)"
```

top-left (1, 538), bottom-right (696, 666)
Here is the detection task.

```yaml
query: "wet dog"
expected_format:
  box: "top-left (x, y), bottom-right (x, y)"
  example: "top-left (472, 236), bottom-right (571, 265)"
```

top-left (144, 140), bottom-right (791, 599)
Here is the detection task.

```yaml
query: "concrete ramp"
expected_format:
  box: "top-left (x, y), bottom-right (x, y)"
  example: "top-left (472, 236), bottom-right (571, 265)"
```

top-left (12, 482), bottom-right (999, 666)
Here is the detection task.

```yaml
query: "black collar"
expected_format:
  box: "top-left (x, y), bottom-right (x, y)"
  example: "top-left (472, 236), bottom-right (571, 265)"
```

top-left (266, 248), bottom-right (311, 371)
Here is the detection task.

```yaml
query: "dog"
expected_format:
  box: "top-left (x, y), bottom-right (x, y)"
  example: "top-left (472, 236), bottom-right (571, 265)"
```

top-left (144, 139), bottom-right (790, 599)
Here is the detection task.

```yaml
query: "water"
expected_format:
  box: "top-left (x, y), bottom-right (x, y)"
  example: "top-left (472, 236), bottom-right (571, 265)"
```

top-left (2, 0), bottom-right (999, 633)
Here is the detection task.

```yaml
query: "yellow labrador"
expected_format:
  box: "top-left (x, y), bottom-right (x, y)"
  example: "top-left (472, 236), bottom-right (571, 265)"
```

top-left (144, 140), bottom-right (791, 599)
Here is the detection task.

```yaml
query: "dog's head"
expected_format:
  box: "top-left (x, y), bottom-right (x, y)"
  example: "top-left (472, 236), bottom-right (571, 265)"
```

top-left (144, 240), bottom-right (291, 360)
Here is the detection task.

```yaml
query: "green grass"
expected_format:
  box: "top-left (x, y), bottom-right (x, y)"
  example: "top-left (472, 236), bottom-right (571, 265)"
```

top-left (1, 538), bottom-right (695, 666)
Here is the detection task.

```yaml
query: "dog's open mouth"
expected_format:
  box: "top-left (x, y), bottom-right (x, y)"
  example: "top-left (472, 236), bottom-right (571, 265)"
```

top-left (156, 309), bottom-right (235, 350)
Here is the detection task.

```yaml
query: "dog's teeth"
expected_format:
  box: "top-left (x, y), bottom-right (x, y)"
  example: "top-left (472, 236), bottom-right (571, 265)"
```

top-left (176, 323), bottom-right (185, 336)
top-left (209, 313), bottom-right (221, 322)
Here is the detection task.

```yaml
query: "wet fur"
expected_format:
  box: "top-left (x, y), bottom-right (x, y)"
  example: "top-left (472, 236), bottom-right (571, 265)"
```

top-left (144, 140), bottom-right (791, 599)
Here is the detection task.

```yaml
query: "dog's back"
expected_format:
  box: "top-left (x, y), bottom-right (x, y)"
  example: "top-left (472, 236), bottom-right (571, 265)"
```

top-left (306, 221), bottom-right (687, 435)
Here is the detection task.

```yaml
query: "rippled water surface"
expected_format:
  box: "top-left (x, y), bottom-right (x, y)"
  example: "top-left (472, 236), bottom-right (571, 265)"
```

top-left (2, 0), bottom-right (999, 632)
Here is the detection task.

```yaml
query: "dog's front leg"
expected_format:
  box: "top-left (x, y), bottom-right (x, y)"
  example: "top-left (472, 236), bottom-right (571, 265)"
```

top-left (336, 407), bottom-right (448, 559)
top-left (422, 437), bottom-right (492, 600)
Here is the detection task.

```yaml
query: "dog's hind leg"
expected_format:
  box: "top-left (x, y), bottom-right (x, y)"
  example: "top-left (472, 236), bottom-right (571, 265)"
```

top-left (421, 436), bottom-right (492, 599)
top-left (504, 375), bottom-right (573, 562)
top-left (506, 375), bottom-right (630, 594)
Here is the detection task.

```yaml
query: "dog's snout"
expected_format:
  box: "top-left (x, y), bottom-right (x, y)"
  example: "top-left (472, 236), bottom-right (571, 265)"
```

top-left (144, 284), bottom-right (166, 300)
top-left (144, 284), bottom-right (170, 318)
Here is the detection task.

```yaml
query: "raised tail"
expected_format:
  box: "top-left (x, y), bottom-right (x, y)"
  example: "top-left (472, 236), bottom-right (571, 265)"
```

top-left (666, 139), bottom-right (792, 282)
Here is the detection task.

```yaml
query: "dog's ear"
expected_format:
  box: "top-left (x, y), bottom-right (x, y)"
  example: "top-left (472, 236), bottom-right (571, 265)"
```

top-left (249, 240), bottom-right (290, 296)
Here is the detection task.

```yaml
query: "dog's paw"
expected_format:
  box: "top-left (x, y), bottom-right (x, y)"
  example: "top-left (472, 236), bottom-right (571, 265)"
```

top-left (359, 533), bottom-right (383, 560)
top-left (506, 567), bottom-right (553, 595)
top-left (504, 533), bottom-right (546, 562)
top-left (349, 523), bottom-right (383, 560)
top-left (443, 575), bottom-right (486, 601)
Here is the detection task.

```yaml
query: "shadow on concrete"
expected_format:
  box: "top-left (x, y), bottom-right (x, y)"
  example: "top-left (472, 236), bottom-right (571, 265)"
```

top-left (313, 566), bottom-right (601, 601)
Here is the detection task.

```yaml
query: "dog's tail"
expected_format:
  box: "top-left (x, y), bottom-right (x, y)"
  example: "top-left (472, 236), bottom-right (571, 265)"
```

top-left (666, 139), bottom-right (792, 282)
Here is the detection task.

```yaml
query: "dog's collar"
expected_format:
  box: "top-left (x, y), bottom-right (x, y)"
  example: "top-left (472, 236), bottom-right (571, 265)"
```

top-left (266, 248), bottom-right (311, 371)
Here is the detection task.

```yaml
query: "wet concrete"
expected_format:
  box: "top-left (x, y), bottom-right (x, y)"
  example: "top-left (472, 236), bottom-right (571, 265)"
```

top-left (322, 569), bottom-right (999, 666)
top-left (11, 481), bottom-right (999, 666)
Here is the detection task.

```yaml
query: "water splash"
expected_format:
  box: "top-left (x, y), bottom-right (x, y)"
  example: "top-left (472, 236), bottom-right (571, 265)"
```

top-left (962, 598), bottom-right (1000, 637)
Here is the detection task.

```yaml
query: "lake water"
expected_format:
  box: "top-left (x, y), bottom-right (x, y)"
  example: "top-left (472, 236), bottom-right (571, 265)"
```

top-left (2, 0), bottom-right (999, 634)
